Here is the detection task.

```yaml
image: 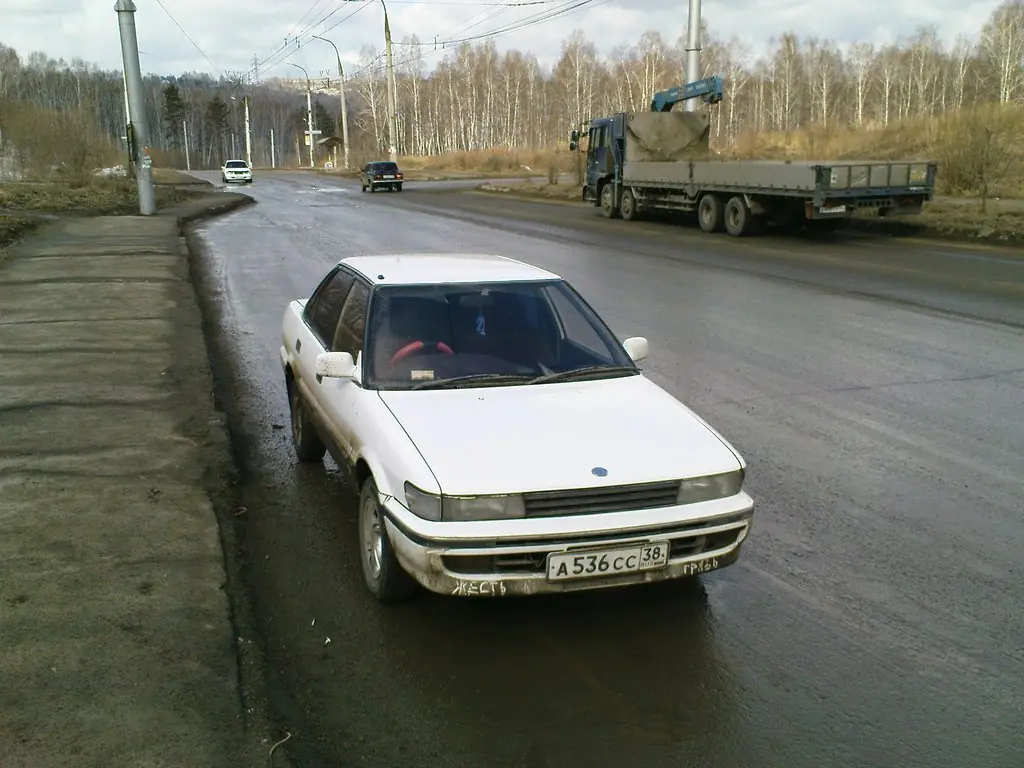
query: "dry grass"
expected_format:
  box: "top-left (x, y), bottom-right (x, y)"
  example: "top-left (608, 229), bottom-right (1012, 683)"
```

top-left (0, 100), bottom-right (122, 185)
top-left (730, 104), bottom-right (1024, 198)
top-left (0, 178), bottom-right (202, 217)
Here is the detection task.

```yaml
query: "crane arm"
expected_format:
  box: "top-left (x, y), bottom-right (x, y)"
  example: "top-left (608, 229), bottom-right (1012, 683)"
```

top-left (650, 75), bottom-right (724, 112)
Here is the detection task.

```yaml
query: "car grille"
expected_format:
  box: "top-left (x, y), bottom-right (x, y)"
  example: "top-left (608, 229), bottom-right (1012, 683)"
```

top-left (441, 525), bottom-right (745, 576)
top-left (523, 480), bottom-right (682, 517)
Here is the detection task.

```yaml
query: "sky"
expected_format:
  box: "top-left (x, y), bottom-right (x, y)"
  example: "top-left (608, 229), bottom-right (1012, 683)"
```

top-left (2, 0), bottom-right (1006, 82)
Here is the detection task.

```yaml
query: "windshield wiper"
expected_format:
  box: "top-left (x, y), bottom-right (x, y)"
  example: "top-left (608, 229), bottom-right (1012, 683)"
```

top-left (527, 365), bottom-right (639, 385)
top-left (411, 373), bottom-right (533, 390)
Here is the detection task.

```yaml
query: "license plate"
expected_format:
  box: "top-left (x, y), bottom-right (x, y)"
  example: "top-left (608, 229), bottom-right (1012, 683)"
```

top-left (383, 175), bottom-right (395, 179)
top-left (819, 205), bottom-right (846, 214)
top-left (546, 541), bottom-right (670, 581)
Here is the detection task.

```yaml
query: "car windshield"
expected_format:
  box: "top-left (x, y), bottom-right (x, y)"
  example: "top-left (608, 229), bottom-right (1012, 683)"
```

top-left (364, 279), bottom-right (638, 390)
top-left (226, 161), bottom-right (248, 168)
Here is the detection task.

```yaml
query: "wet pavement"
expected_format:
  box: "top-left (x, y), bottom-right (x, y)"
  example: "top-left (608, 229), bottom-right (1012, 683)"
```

top-left (192, 171), bottom-right (1024, 768)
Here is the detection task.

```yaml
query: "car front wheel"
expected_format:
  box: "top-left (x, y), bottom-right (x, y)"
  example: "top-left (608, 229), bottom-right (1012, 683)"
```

top-left (288, 381), bottom-right (326, 462)
top-left (359, 476), bottom-right (417, 603)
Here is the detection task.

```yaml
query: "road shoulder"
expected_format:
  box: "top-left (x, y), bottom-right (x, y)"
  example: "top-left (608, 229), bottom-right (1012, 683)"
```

top-left (0, 193), bottom-right (279, 768)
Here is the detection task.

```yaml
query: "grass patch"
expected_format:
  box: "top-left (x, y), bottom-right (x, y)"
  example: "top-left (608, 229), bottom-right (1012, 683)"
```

top-left (850, 196), bottom-right (1024, 243)
top-left (478, 180), bottom-right (580, 201)
top-left (0, 178), bottom-right (203, 216)
top-left (0, 214), bottom-right (42, 252)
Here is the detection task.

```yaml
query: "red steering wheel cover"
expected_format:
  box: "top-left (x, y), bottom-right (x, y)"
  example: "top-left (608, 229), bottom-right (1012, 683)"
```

top-left (390, 340), bottom-right (453, 366)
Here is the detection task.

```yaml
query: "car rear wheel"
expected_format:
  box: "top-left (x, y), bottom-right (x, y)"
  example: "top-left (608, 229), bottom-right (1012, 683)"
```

top-left (288, 381), bottom-right (326, 462)
top-left (359, 476), bottom-right (417, 603)
top-left (395, 183), bottom-right (403, 192)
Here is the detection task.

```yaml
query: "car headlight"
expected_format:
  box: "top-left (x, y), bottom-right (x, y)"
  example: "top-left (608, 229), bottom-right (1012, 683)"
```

top-left (677, 469), bottom-right (744, 504)
top-left (403, 483), bottom-right (525, 521)
top-left (443, 494), bottom-right (525, 521)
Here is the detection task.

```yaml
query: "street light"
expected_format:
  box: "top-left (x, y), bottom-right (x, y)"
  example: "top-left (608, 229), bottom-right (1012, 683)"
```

top-left (289, 62), bottom-right (316, 168)
top-left (379, 0), bottom-right (398, 162)
top-left (312, 35), bottom-right (350, 171)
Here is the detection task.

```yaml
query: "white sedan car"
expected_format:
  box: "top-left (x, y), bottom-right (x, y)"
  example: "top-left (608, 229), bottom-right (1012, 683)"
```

top-left (221, 159), bottom-right (253, 184)
top-left (280, 253), bottom-right (755, 602)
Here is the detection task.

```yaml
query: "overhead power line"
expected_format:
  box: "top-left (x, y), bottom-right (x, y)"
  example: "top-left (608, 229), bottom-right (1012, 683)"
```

top-left (153, 0), bottom-right (224, 77)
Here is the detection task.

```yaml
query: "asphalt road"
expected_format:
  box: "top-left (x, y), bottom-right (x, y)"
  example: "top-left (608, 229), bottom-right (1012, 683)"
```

top-left (191, 171), bottom-right (1024, 768)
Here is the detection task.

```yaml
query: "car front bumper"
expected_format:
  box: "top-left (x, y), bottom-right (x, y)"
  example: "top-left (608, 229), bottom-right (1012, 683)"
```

top-left (224, 173), bottom-right (252, 182)
top-left (380, 493), bottom-right (754, 597)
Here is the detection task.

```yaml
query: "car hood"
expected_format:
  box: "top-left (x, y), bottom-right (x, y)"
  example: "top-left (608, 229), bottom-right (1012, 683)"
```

top-left (377, 374), bottom-right (741, 496)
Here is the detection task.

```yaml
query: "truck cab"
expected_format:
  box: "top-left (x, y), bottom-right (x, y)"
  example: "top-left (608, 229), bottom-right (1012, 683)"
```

top-left (571, 115), bottom-right (622, 205)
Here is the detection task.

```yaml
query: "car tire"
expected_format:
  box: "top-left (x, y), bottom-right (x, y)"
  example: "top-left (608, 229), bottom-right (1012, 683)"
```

top-left (288, 380), bottom-right (326, 462)
top-left (359, 476), bottom-right (417, 603)
top-left (395, 183), bottom-right (403, 192)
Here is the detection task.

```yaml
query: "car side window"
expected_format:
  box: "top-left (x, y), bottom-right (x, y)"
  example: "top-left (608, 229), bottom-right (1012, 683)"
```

top-left (332, 280), bottom-right (371, 358)
top-left (306, 269), bottom-right (356, 347)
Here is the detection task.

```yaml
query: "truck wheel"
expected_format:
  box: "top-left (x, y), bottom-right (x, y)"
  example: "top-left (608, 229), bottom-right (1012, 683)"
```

top-left (620, 189), bottom-right (639, 221)
top-left (288, 380), bottom-right (326, 462)
top-left (359, 476), bottom-right (417, 603)
top-left (600, 184), bottom-right (620, 219)
top-left (698, 194), bottom-right (725, 233)
top-left (724, 196), bottom-right (755, 237)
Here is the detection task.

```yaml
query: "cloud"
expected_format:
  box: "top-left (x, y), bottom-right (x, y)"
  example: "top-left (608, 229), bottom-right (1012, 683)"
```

top-left (0, 0), bottom-right (1006, 78)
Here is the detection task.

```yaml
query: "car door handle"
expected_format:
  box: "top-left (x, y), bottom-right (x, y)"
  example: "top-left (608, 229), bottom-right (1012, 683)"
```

top-left (295, 338), bottom-right (302, 353)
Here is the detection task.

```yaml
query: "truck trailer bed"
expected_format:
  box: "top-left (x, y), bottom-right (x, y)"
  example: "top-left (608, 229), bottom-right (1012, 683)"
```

top-left (623, 159), bottom-right (934, 198)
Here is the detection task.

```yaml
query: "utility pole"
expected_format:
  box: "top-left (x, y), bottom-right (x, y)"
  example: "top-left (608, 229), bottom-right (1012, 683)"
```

top-left (313, 35), bottom-right (350, 170)
top-left (182, 120), bottom-right (190, 171)
top-left (684, 0), bottom-right (702, 112)
top-left (290, 63), bottom-right (317, 168)
top-left (114, 0), bottom-right (156, 214)
top-left (243, 96), bottom-right (252, 168)
top-left (381, 0), bottom-right (398, 162)
top-left (270, 129), bottom-right (276, 168)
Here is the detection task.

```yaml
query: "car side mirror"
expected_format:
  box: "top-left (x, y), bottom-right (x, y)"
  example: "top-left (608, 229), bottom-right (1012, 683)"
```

top-left (622, 336), bottom-right (649, 363)
top-left (316, 351), bottom-right (357, 379)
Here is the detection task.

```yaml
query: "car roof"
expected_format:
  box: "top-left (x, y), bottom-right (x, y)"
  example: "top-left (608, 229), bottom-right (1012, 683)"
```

top-left (225, 159), bottom-right (248, 164)
top-left (338, 253), bottom-right (561, 286)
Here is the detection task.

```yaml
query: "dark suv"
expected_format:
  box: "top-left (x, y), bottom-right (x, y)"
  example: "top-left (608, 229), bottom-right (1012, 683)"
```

top-left (360, 160), bottom-right (404, 193)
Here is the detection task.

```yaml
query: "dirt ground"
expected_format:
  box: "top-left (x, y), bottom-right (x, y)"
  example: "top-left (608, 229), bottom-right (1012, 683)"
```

top-left (0, 197), bottom-right (275, 767)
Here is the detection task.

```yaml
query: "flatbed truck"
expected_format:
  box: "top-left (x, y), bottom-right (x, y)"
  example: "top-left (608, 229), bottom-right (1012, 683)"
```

top-left (569, 76), bottom-right (938, 236)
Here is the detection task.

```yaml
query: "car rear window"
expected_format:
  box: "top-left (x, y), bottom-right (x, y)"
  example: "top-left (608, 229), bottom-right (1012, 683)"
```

top-left (373, 162), bottom-right (399, 172)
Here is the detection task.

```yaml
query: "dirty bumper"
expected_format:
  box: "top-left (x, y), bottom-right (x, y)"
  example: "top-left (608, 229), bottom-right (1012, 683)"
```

top-left (381, 497), bottom-right (753, 597)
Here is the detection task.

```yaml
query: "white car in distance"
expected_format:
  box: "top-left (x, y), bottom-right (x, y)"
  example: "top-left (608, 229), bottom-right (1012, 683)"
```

top-left (221, 159), bottom-right (253, 184)
top-left (280, 253), bottom-right (755, 602)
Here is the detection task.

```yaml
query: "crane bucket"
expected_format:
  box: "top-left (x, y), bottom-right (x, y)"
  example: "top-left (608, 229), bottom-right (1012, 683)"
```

top-left (624, 111), bottom-right (711, 162)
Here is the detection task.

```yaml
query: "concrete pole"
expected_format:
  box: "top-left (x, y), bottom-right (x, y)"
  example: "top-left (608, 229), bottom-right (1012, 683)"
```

top-left (244, 96), bottom-right (253, 168)
top-left (381, 0), bottom-right (398, 161)
top-left (114, 0), bottom-right (156, 214)
top-left (684, 0), bottom-right (702, 112)
top-left (182, 120), bottom-right (190, 171)
top-left (270, 129), bottom-right (276, 168)
top-left (313, 35), bottom-right (350, 170)
top-left (306, 87), bottom-right (315, 168)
